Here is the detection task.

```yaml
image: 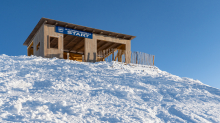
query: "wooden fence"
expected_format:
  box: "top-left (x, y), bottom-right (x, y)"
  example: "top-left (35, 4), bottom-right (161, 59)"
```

top-left (97, 49), bottom-right (155, 66)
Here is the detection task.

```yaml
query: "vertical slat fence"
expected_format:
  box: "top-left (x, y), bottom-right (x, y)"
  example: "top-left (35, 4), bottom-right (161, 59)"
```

top-left (97, 48), bottom-right (155, 66)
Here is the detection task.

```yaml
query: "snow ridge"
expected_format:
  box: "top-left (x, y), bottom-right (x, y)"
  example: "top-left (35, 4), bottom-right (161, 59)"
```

top-left (0, 54), bottom-right (219, 122)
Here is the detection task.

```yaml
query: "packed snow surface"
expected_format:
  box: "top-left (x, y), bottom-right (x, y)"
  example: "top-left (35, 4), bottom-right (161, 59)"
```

top-left (0, 54), bottom-right (220, 122)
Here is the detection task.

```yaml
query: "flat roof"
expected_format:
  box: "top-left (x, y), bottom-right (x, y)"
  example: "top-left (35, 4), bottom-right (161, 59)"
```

top-left (23, 17), bottom-right (136, 46)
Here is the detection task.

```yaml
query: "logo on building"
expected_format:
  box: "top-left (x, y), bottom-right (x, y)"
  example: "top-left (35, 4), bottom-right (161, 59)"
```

top-left (55, 26), bottom-right (93, 39)
top-left (58, 27), bottom-right (64, 33)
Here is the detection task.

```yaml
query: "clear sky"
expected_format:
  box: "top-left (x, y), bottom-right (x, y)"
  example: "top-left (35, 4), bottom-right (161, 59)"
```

top-left (0, 0), bottom-right (220, 89)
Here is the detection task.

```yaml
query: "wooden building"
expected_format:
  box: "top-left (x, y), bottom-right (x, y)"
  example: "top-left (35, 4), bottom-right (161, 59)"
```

top-left (23, 18), bottom-right (136, 63)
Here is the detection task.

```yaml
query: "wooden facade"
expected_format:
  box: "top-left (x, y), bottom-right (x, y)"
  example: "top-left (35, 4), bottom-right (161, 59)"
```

top-left (24, 18), bottom-right (136, 63)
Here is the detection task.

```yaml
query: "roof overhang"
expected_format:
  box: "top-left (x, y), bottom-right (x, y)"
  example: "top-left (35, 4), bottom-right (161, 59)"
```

top-left (23, 17), bottom-right (136, 46)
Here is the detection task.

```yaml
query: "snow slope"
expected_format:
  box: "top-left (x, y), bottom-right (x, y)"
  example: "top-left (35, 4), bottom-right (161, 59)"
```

top-left (0, 54), bottom-right (220, 122)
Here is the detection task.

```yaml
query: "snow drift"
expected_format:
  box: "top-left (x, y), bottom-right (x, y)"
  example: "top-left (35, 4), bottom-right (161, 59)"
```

top-left (0, 54), bottom-right (220, 122)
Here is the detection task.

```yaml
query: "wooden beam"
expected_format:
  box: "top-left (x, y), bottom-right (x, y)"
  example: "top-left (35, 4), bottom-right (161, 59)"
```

top-left (63, 51), bottom-right (83, 55)
top-left (112, 49), bottom-right (114, 61)
top-left (114, 50), bottom-right (124, 62)
top-left (69, 53), bottom-right (75, 60)
top-left (98, 43), bottom-right (123, 52)
top-left (97, 44), bottom-right (124, 61)
top-left (119, 50), bottom-right (125, 62)
top-left (63, 34), bottom-right (69, 40)
top-left (102, 44), bottom-right (123, 58)
top-left (75, 45), bottom-right (84, 52)
top-left (64, 36), bottom-right (78, 47)
top-left (97, 41), bottom-right (105, 49)
top-left (116, 44), bottom-right (124, 49)
top-left (103, 50), bottom-right (105, 61)
top-left (114, 51), bottom-right (119, 61)
top-left (69, 53), bottom-right (83, 61)
top-left (97, 40), bottom-right (101, 44)
top-left (97, 42), bottom-right (112, 51)
top-left (104, 49), bottom-right (115, 59)
top-left (103, 46), bottom-right (124, 60)
top-left (97, 41), bottom-right (108, 50)
top-left (68, 38), bottom-right (84, 51)
top-left (102, 43), bottom-right (119, 51)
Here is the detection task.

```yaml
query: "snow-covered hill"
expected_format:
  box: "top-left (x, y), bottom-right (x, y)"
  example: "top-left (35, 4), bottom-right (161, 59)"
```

top-left (0, 54), bottom-right (220, 122)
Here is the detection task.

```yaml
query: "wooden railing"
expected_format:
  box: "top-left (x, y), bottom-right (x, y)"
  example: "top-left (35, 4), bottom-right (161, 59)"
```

top-left (97, 49), bottom-right (155, 66)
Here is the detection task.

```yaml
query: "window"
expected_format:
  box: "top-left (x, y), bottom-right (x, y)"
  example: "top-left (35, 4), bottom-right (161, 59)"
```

top-left (50, 37), bottom-right (58, 49)
top-left (36, 42), bottom-right (40, 51)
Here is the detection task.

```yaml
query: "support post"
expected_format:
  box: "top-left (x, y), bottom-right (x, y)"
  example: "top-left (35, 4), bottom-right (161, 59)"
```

top-left (67, 53), bottom-right (69, 60)
top-left (112, 49), bottom-right (114, 61)
top-left (153, 55), bottom-right (155, 66)
top-left (82, 55), bottom-right (84, 62)
top-left (84, 38), bottom-right (97, 62)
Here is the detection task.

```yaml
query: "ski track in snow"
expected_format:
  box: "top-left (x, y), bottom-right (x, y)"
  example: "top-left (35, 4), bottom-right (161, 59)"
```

top-left (0, 54), bottom-right (220, 122)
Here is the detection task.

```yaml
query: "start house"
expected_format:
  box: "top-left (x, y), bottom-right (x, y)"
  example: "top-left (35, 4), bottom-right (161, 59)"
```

top-left (23, 18), bottom-right (136, 63)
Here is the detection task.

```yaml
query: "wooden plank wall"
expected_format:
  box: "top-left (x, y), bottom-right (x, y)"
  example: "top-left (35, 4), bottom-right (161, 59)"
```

top-left (84, 38), bottom-right (97, 62)
top-left (43, 24), bottom-right (63, 59)
top-left (32, 24), bottom-right (44, 57)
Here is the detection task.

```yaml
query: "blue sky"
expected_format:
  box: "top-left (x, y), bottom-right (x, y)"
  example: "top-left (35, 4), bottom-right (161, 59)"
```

top-left (0, 0), bottom-right (220, 89)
